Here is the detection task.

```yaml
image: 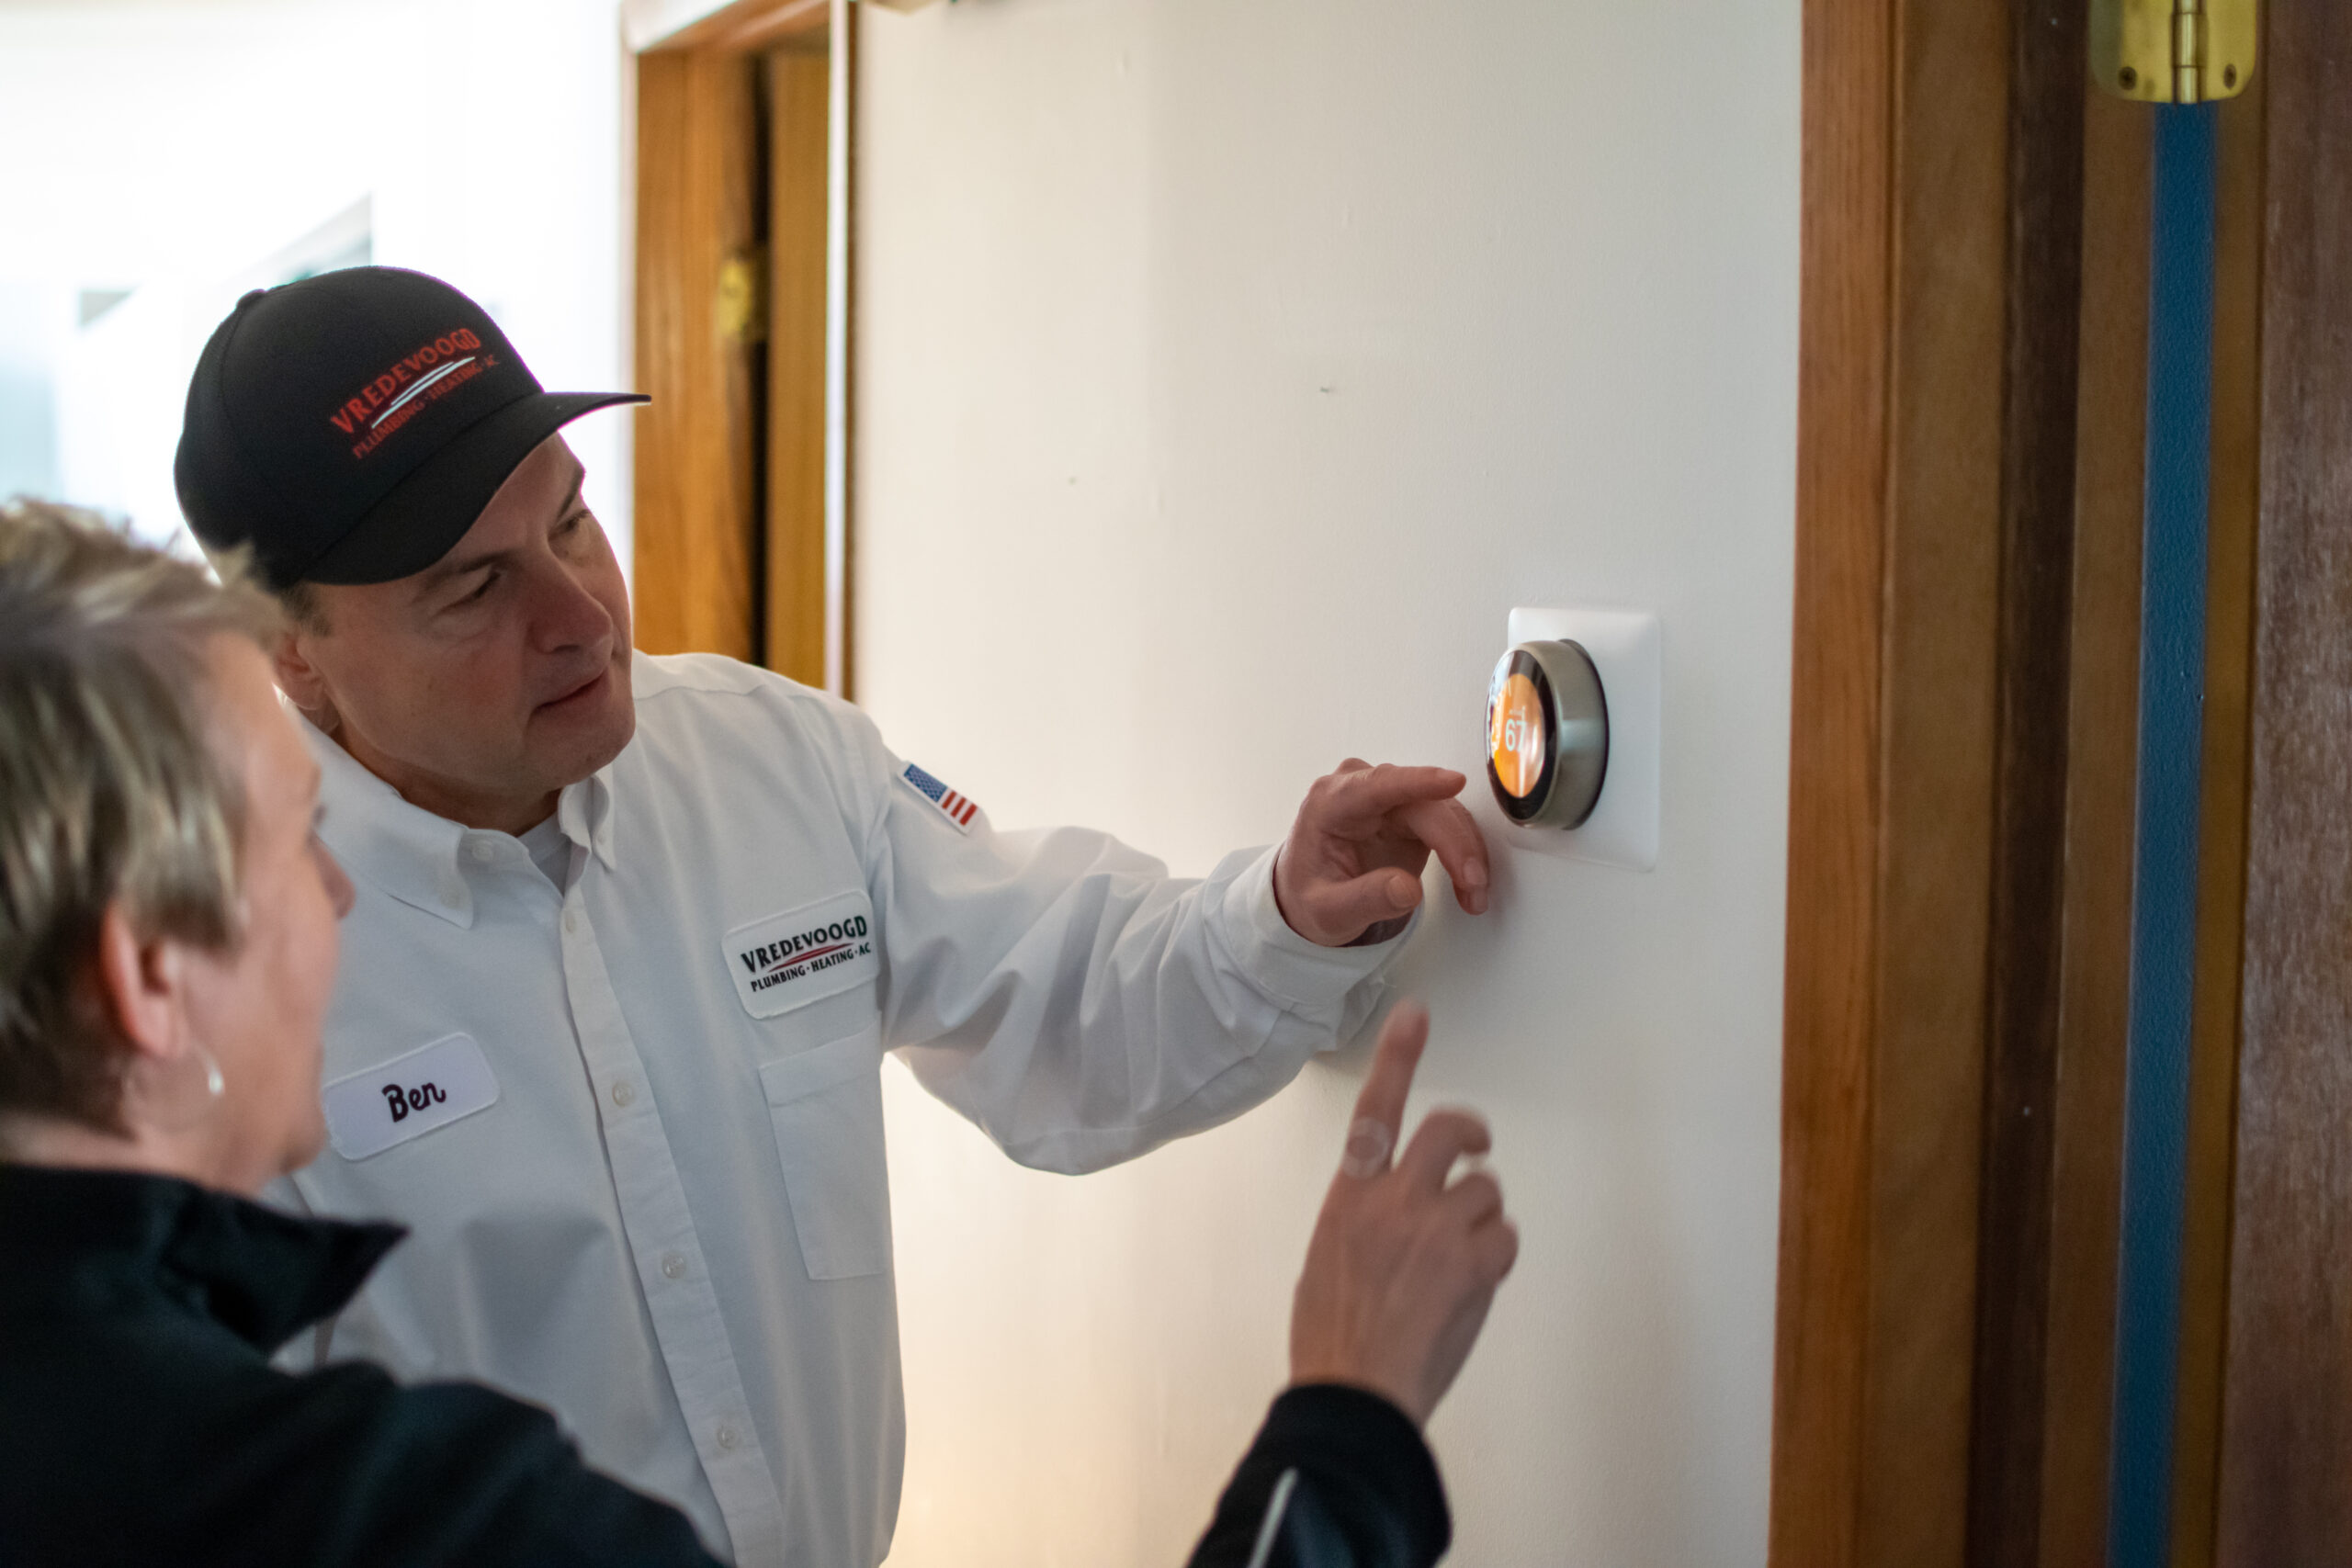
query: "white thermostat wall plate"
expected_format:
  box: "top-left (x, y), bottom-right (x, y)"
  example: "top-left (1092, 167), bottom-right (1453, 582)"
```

top-left (1495, 606), bottom-right (1660, 871)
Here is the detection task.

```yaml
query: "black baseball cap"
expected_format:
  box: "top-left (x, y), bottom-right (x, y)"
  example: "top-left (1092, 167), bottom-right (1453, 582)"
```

top-left (175, 266), bottom-right (647, 590)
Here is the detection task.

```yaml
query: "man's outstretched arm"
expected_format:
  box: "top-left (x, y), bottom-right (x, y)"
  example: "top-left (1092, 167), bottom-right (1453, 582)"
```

top-left (836, 686), bottom-right (1489, 1171)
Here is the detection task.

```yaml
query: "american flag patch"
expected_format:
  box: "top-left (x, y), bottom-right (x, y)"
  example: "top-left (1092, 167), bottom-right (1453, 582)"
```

top-left (899, 761), bottom-right (978, 833)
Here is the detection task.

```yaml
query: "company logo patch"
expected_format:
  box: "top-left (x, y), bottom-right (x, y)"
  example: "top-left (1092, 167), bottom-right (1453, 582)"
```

top-left (321, 1032), bottom-right (500, 1162)
top-left (723, 889), bottom-right (880, 1020)
top-left (326, 327), bottom-right (497, 460)
top-left (898, 762), bottom-right (978, 833)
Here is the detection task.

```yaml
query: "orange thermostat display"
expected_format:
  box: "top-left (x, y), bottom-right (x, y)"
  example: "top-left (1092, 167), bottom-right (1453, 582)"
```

top-left (1485, 639), bottom-right (1610, 829)
top-left (1488, 671), bottom-right (1548, 799)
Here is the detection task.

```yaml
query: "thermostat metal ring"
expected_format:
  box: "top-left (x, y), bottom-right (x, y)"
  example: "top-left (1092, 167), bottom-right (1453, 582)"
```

top-left (1487, 638), bottom-right (1610, 829)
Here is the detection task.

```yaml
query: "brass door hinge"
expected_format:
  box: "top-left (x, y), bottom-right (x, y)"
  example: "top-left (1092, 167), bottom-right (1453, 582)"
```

top-left (2092, 0), bottom-right (2257, 102)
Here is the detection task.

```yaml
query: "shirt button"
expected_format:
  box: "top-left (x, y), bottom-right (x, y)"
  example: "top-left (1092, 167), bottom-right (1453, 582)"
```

top-left (611, 1079), bottom-right (637, 1109)
top-left (469, 841), bottom-right (494, 863)
top-left (716, 1424), bottom-right (740, 1451)
top-left (563, 910), bottom-right (580, 934)
top-left (662, 1252), bottom-right (686, 1280)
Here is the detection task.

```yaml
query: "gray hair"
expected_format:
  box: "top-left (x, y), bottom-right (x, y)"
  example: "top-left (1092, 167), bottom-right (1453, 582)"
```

top-left (0, 501), bottom-right (282, 1134)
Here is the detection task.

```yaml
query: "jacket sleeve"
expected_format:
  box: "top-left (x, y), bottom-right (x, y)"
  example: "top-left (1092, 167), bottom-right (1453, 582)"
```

top-left (193, 1360), bottom-right (727, 1568)
top-left (834, 700), bottom-right (1413, 1174)
top-left (1187, 1385), bottom-right (1453, 1568)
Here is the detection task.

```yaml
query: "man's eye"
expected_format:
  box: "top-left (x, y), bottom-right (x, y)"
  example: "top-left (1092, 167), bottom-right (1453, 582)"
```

top-left (456, 571), bottom-right (498, 607)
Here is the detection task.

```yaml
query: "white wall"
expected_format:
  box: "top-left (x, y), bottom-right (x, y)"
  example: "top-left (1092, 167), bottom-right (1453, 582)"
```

top-left (0, 0), bottom-right (638, 570)
top-left (854, 2), bottom-right (1800, 1564)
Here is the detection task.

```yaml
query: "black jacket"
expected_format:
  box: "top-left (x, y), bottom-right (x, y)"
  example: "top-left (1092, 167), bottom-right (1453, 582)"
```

top-left (0, 1165), bottom-right (722, 1567)
top-left (0, 1164), bottom-right (1450, 1568)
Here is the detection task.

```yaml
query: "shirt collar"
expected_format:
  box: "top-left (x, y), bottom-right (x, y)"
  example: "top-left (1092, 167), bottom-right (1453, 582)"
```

top-left (561, 766), bottom-right (620, 872)
top-left (300, 707), bottom-right (619, 927)
top-left (0, 1165), bottom-right (404, 1357)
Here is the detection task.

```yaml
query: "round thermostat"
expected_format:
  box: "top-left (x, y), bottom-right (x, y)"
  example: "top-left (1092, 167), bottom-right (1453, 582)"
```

top-left (1486, 639), bottom-right (1610, 829)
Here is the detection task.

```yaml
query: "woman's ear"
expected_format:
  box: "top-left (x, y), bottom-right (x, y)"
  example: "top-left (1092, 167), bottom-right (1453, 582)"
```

top-left (270, 627), bottom-right (339, 735)
top-left (92, 901), bottom-right (186, 1066)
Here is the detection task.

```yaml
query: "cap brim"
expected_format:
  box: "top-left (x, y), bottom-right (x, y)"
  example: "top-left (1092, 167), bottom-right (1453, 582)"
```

top-left (300, 389), bottom-right (648, 586)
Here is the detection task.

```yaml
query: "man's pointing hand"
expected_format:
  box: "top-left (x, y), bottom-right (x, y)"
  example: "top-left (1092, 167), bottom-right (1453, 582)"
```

top-left (1273, 761), bottom-right (1491, 948)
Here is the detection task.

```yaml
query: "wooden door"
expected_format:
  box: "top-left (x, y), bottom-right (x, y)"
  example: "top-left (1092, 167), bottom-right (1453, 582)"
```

top-left (629, 0), bottom-right (846, 693)
top-left (1772, 0), bottom-right (2352, 1563)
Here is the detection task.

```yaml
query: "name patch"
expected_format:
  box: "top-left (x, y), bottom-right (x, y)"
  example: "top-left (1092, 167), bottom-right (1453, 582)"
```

top-left (322, 1033), bottom-right (501, 1162)
top-left (724, 890), bottom-right (880, 1020)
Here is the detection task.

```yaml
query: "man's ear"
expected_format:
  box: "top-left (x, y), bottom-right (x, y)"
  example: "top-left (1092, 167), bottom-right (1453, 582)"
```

top-left (271, 626), bottom-right (338, 734)
top-left (92, 902), bottom-right (185, 1066)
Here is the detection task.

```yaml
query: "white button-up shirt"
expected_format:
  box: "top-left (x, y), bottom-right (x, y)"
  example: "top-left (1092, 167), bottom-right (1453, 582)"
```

top-left (277, 652), bottom-right (1403, 1567)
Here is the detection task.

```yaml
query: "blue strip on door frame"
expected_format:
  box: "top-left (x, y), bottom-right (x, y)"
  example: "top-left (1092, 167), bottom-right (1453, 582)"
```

top-left (2109, 100), bottom-right (2218, 1568)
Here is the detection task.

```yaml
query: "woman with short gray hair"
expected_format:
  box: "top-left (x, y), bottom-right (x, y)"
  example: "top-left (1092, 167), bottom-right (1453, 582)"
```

top-left (0, 500), bottom-right (727, 1566)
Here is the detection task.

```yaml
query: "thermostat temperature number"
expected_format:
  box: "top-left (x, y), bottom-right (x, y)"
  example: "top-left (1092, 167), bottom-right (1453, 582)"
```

top-left (1488, 670), bottom-right (1547, 800)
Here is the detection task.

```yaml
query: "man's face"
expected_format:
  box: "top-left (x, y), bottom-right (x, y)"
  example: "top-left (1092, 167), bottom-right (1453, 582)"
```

top-left (181, 636), bottom-right (354, 1190)
top-left (277, 434), bottom-right (636, 831)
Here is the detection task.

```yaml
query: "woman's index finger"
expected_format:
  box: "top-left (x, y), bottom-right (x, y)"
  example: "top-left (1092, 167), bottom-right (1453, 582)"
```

top-left (1349, 1001), bottom-right (1430, 1150)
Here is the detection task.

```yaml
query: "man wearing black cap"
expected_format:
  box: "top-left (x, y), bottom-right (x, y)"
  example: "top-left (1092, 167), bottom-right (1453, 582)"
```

top-left (174, 265), bottom-right (1495, 1568)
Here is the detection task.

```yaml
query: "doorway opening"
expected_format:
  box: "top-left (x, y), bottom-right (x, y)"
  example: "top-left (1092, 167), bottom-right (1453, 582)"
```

top-left (631, 0), bottom-right (849, 694)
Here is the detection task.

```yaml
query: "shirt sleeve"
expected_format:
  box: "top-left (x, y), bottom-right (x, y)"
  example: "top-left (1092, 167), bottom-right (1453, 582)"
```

top-left (834, 700), bottom-right (1412, 1174)
top-left (1184, 1385), bottom-right (1452, 1568)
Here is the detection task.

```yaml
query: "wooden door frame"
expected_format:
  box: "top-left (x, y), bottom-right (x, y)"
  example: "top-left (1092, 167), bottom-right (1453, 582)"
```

top-left (1774, 3), bottom-right (2059, 1560)
top-left (2213, 2), bottom-right (2352, 1559)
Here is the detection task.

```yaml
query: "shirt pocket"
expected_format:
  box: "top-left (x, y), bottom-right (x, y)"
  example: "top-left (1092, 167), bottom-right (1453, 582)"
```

top-left (758, 1022), bottom-right (892, 1280)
